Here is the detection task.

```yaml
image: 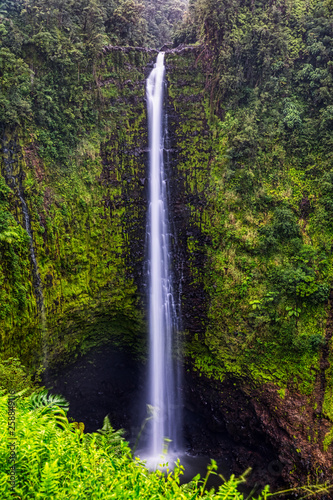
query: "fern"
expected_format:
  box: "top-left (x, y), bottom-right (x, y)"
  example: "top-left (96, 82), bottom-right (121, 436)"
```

top-left (94, 415), bottom-right (125, 456)
top-left (96, 415), bottom-right (114, 435)
top-left (28, 390), bottom-right (69, 430)
top-left (36, 460), bottom-right (61, 499)
top-left (1, 392), bottom-right (331, 499)
top-left (214, 478), bottom-right (244, 499)
top-left (28, 390), bottom-right (69, 414)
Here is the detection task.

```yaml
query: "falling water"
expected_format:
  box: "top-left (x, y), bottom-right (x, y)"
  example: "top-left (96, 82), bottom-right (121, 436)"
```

top-left (146, 52), bottom-right (181, 459)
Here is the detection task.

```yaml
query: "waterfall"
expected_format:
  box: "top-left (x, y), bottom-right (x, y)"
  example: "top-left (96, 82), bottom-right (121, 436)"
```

top-left (146, 52), bottom-right (181, 459)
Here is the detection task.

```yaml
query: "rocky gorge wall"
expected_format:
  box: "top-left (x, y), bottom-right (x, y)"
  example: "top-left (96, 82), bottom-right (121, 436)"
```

top-left (1, 44), bottom-right (333, 490)
top-left (0, 45), bottom-right (212, 369)
top-left (0, 47), bottom-right (156, 368)
top-left (165, 48), bottom-right (333, 488)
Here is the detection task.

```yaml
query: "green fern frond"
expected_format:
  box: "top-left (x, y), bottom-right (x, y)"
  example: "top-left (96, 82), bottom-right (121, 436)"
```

top-left (28, 390), bottom-right (69, 414)
top-left (90, 415), bottom-right (125, 456)
top-left (96, 415), bottom-right (114, 435)
top-left (36, 460), bottom-right (61, 499)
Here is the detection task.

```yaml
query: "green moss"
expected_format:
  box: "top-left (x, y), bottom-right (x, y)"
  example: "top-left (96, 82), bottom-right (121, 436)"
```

top-left (167, 47), bottom-right (332, 396)
top-left (277, 388), bottom-right (286, 399)
top-left (0, 49), bottom-right (155, 371)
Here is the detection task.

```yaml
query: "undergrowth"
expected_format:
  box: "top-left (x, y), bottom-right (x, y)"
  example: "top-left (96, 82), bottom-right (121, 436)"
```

top-left (1, 390), bottom-right (332, 499)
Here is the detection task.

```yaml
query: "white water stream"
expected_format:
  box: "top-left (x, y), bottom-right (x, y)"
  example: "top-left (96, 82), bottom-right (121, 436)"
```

top-left (146, 52), bottom-right (181, 461)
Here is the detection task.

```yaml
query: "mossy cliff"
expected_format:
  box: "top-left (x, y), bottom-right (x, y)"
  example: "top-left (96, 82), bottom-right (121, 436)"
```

top-left (0, 47), bottom-right (159, 368)
top-left (166, 47), bottom-right (333, 485)
top-left (165, 48), bottom-right (212, 338)
top-left (1, 43), bottom-right (333, 487)
top-left (175, 0), bottom-right (333, 485)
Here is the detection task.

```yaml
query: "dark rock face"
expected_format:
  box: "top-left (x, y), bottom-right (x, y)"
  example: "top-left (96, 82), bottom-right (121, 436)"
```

top-left (183, 368), bottom-right (287, 492)
top-left (183, 365), bottom-right (333, 491)
top-left (164, 49), bottom-right (211, 338)
top-left (47, 345), bottom-right (146, 435)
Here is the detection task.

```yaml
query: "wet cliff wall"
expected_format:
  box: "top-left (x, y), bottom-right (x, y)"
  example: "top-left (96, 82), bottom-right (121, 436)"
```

top-left (165, 48), bottom-right (212, 339)
top-left (0, 47), bottom-right (211, 366)
top-left (0, 48), bottom-right (159, 368)
top-left (166, 49), bottom-right (333, 486)
top-left (0, 45), bottom-right (213, 371)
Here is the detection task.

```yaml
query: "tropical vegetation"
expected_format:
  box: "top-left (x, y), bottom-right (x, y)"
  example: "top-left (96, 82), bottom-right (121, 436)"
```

top-left (2, 387), bottom-right (333, 499)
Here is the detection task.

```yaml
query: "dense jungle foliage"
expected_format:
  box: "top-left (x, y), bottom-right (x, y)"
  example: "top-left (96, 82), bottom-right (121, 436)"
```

top-left (0, 0), bottom-right (187, 147)
top-left (0, 0), bottom-right (187, 58)
top-left (173, 0), bottom-right (333, 401)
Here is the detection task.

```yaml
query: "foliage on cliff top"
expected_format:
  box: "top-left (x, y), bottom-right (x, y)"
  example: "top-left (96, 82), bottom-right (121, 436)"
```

top-left (0, 0), bottom-right (187, 158)
top-left (144, 0), bottom-right (188, 48)
top-left (0, 0), bottom-right (146, 160)
top-left (176, 0), bottom-right (333, 117)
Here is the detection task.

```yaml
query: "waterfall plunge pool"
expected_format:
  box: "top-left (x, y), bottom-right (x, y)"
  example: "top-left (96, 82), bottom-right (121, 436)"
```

top-left (45, 344), bottom-right (286, 496)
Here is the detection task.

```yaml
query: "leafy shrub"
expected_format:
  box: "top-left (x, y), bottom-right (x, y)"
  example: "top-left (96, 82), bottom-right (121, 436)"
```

top-left (319, 172), bottom-right (333, 218)
top-left (308, 284), bottom-right (330, 305)
top-left (309, 333), bottom-right (326, 351)
top-left (259, 208), bottom-right (300, 251)
top-left (272, 208), bottom-right (301, 241)
top-left (28, 390), bottom-right (69, 414)
top-left (269, 265), bottom-right (329, 305)
top-left (1, 390), bottom-right (332, 498)
top-left (293, 333), bottom-right (326, 353)
top-left (282, 99), bottom-right (302, 130)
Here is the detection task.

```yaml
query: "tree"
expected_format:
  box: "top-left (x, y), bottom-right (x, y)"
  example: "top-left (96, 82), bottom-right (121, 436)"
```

top-left (105, 0), bottom-right (146, 46)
